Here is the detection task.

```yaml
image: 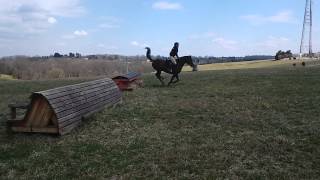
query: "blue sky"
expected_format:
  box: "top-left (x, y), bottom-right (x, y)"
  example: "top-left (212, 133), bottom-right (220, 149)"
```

top-left (0, 0), bottom-right (318, 57)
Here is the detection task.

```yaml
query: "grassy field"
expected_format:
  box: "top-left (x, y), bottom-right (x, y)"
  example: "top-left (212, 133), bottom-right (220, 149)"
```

top-left (183, 59), bottom-right (319, 72)
top-left (0, 62), bottom-right (320, 179)
top-left (0, 74), bottom-right (15, 80)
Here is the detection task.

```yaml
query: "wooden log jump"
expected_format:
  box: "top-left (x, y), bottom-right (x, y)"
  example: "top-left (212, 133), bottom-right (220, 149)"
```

top-left (7, 78), bottom-right (122, 135)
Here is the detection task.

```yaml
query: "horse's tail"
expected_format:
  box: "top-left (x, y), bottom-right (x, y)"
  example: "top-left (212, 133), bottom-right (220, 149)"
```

top-left (145, 47), bottom-right (154, 62)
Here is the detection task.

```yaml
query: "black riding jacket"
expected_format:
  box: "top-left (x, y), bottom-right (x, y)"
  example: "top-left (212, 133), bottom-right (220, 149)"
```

top-left (170, 46), bottom-right (179, 57)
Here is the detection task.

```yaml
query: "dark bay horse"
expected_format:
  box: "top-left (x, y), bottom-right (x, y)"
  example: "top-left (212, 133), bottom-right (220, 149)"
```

top-left (145, 47), bottom-right (197, 86)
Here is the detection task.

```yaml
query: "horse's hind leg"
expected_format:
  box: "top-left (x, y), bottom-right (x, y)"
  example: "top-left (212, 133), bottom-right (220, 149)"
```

top-left (156, 71), bottom-right (165, 85)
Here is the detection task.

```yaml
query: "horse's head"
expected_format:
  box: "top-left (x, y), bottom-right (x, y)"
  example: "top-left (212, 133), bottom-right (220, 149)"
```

top-left (180, 56), bottom-right (198, 72)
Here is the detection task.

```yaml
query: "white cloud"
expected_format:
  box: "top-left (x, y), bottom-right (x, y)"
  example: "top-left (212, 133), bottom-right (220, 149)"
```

top-left (98, 16), bottom-right (121, 29)
top-left (241, 35), bottom-right (296, 55)
top-left (257, 36), bottom-right (290, 49)
top-left (48, 17), bottom-right (57, 24)
top-left (152, 1), bottom-right (183, 10)
top-left (131, 41), bottom-right (149, 48)
top-left (74, 30), bottom-right (88, 36)
top-left (97, 43), bottom-right (118, 50)
top-left (268, 11), bottom-right (294, 23)
top-left (62, 30), bottom-right (88, 39)
top-left (213, 38), bottom-right (238, 50)
top-left (0, 0), bottom-right (85, 35)
top-left (131, 41), bottom-right (139, 46)
top-left (241, 10), bottom-right (296, 24)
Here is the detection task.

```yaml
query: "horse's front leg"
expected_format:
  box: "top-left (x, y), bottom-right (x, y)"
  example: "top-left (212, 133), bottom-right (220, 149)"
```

top-left (173, 74), bottom-right (180, 84)
top-left (156, 71), bottom-right (165, 86)
top-left (168, 74), bottom-right (177, 86)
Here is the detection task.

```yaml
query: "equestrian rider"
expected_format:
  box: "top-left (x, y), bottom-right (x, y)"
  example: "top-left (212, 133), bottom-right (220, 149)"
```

top-left (170, 42), bottom-right (179, 66)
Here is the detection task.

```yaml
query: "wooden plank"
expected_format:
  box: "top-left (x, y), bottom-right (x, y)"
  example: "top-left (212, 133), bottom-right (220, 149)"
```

top-left (42, 84), bottom-right (116, 111)
top-left (8, 103), bottom-right (29, 109)
top-left (45, 87), bottom-right (118, 119)
top-left (55, 91), bottom-right (121, 119)
top-left (59, 97), bottom-right (121, 134)
top-left (60, 97), bottom-right (121, 128)
top-left (38, 109), bottom-right (51, 127)
top-left (39, 78), bottom-right (108, 95)
top-left (42, 81), bottom-right (114, 100)
top-left (60, 99), bottom-right (119, 129)
top-left (58, 95), bottom-right (121, 127)
top-left (31, 98), bottom-right (48, 127)
top-left (59, 120), bottom-right (82, 135)
top-left (52, 87), bottom-right (120, 115)
top-left (56, 93), bottom-right (121, 122)
top-left (39, 101), bottom-right (54, 128)
top-left (25, 97), bottom-right (41, 126)
top-left (50, 114), bottom-right (58, 126)
top-left (39, 79), bottom-right (113, 97)
top-left (52, 88), bottom-right (120, 114)
top-left (47, 84), bottom-right (116, 106)
top-left (11, 126), bottom-right (58, 134)
top-left (59, 116), bottom-right (81, 131)
top-left (32, 99), bottom-right (48, 126)
top-left (59, 96), bottom-right (121, 128)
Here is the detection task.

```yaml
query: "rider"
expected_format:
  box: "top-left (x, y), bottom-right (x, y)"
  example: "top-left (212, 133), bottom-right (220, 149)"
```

top-left (169, 42), bottom-right (179, 69)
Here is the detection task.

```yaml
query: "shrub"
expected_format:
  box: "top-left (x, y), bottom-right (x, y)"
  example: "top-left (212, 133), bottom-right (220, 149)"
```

top-left (47, 68), bottom-right (65, 79)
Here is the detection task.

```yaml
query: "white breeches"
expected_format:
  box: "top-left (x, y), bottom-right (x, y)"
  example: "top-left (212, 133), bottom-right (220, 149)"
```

top-left (170, 56), bottom-right (178, 65)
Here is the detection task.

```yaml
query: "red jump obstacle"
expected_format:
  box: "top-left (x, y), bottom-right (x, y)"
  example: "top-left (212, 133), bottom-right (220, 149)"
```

top-left (112, 72), bottom-right (143, 91)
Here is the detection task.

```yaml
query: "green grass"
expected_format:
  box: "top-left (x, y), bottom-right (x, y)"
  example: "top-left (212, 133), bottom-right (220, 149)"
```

top-left (0, 65), bottom-right (320, 179)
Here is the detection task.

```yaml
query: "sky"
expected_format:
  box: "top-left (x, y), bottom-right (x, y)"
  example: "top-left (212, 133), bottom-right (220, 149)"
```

top-left (0, 0), bottom-right (318, 57)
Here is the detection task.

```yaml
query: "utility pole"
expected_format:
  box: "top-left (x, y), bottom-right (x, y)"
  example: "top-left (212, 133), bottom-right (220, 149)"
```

top-left (300, 0), bottom-right (313, 58)
top-left (126, 56), bottom-right (129, 74)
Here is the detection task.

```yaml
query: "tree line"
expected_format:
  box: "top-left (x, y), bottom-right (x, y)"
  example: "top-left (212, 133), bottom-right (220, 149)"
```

top-left (0, 58), bottom-right (153, 80)
top-left (0, 53), bottom-right (277, 80)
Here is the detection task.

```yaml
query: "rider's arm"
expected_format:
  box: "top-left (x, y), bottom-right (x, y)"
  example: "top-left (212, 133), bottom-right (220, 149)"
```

top-left (176, 49), bottom-right (179, 59)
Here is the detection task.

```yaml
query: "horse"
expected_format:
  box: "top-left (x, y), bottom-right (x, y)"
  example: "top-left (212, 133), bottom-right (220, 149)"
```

top-left (145, 47), bottom-right (197, 86)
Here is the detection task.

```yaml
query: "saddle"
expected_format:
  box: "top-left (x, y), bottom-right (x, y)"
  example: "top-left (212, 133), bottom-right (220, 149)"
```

top-left (165, 59), bottom-right (177, 73)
